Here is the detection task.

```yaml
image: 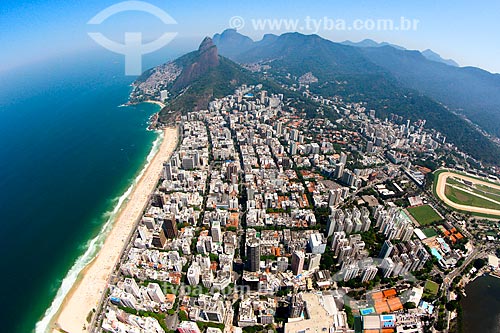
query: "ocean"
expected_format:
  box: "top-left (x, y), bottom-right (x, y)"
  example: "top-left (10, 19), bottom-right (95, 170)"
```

top-left (461, 274), bottom-right (500, 333)
top-left (0, 50), bottom-right (165, 333)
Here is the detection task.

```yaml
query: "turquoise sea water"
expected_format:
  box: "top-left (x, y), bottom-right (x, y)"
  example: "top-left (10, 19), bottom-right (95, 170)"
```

top-left (0, 52), bottom-right (161, 333)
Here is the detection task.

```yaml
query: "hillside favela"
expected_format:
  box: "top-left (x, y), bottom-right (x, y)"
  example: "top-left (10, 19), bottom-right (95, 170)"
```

top-left (2, 2), bottom-right (500, 333)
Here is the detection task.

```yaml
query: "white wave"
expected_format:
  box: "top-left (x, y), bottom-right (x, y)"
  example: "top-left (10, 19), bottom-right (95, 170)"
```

top-left (34, 131), bottom-right (163, 333)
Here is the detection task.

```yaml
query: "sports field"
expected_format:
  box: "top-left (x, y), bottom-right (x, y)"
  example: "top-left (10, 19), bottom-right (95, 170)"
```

top-left (424, 280), bottom-right (440, 296)
top-left (422, 227), bottom-right (438, 238)
top-left (407, 204), bottom-right (442, 225)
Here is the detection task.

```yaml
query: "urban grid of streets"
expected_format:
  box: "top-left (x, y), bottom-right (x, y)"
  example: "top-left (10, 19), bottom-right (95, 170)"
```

top-left (95, 83), bottom-right (500, 333)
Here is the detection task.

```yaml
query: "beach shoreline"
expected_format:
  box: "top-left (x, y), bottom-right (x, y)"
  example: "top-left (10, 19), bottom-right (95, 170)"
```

top-left (49, 126), bottom-right (178, 333)
top-left (121, 100), bottom-right (166, 109)
top-left (143, 100), bottom-right (166, 109)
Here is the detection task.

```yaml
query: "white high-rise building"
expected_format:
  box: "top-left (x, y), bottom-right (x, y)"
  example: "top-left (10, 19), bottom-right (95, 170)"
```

top-left (120, 292), bottom-right (138, 309)
top-left (338, 245), bottom-right (352, 264)
top-left (381, 258), bottom-right (395, 278)
top-left (331, 231), bottom-right (347, 253)
top-left (276, 121), bottom-right (283, 136)
top-left (361, 216), bottom-right (371, 232)
top-left (160, 90), bottom-right (169, 101)
top-left (147, 283), bottom-right (165, 303)
top-left (124, 278), bottom-right (141, 299)
top-left (187, 262), bottom-right (201, 285)
top-left (340, 152), bottom-right (347, 164)
top-left (306, 253), bottom-right (322, 271)
top-left (229, 197), bottom-right (238, 210)
top-left (343, 263), bottom-right (360, 281)
top-left (402, 225), bottom-right (414, 241)
top-left (362, 265), bottom-right (378, 282)
top-left (328, 188), bottom-right (343, 207)
top-left (334, 162), bottom-right (345, 179)
top-left (308, 233), bottom-right (326, 254)
top-left (310, 142), bottom-right (320, 154)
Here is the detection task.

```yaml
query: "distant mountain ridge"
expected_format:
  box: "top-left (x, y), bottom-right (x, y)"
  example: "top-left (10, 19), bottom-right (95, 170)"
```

top-left (213, 29), bottom-right (279, 60)
top-left (210, 30), bottom-right (460, 67)
top-left (357, 45), bottom-right (500, 137)
top-left (341, 39), bottom-right (459, 67)
top-left (212, 30), bottom-right (500, 137)
top-left (133, 31), bottom-right (500, 164)
top-left (211, 29), bottom-right (500, 164)
top-left (341, 39), bottom-right (407, 51)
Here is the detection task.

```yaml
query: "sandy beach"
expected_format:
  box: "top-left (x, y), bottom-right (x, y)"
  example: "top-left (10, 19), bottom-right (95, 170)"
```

top-left (144, 100), bottom-right (166, 109)
top-left (52, 126), bottom-right (178, 333)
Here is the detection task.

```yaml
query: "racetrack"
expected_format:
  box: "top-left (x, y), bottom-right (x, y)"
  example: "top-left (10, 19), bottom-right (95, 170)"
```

top-left (435, 170), bottom-right (500, 217)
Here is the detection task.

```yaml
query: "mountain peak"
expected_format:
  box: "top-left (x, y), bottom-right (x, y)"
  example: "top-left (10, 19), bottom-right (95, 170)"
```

top-left (212, 29), bottom-right (254, 59)
top-left (341, 39), bottom-right (406, 50)
top-left (262, 33), bottom-right (278, 41)
top-left (172, 37), bottom-right (219, 91)
top-left (199, 37), bottom-right (216, 52)
top-left (421, 49), bottom-right (459, 67)
top-left (154, 34), bottom-right (257, 120)
top-left (220, 28), bottom-right (242, 37)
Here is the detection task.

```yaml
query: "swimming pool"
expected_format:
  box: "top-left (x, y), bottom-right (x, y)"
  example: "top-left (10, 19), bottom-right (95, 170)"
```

top-left (360, 307), bottom-right (375, 315)
top-left (431, 248), bottom-right (443, 260)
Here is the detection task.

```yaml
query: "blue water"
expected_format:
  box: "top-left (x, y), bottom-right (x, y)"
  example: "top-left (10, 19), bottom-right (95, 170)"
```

top-left (431, 248), bottom-right (443, 261)
top-left (0, 51), bottom-right (163, 333)
top-left (360, 307), bottom-right (375, 315)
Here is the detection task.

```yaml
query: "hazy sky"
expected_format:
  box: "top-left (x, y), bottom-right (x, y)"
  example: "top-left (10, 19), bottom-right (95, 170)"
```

top-left (2, 0), bottom-right (500, 73)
